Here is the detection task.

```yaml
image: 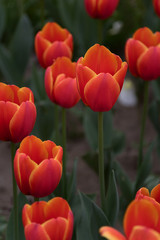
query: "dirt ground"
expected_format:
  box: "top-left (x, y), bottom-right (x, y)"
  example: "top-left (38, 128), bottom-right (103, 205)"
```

top-left (0, 99), bottom-right (159, 220)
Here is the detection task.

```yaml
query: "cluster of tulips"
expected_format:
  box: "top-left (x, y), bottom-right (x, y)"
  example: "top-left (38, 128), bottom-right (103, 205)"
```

top-left (1, 0), bottom-right (160, 239)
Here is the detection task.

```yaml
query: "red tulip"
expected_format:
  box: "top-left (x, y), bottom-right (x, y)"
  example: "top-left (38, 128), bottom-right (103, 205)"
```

top-left (125, 27), bottom-right (160, 80)
top-left (45, 57), bottom-right (80, 108)
top-left (35, 22), bottom-right (73, 68)
top-left (22, 197), bottom-right (74, 240)
top-left (84, 0), bottom-right (119, 19)
top-left (0, 83), bottom-right (36, 143)
top-left (100, 196), bottom-right (160, 240)
top-left (14, 135), bottom-right (63, 197)
top-left (153, 0), bottom-right (160, 17)
top-left (76, 44), bottom-right (128, 112)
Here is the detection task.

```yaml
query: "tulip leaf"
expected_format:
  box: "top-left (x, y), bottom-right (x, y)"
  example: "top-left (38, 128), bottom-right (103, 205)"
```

top-left (9, 14), bottom-right (33, 79)
top-left (0, 44), bottom-right (21, 84)
top-left (0, 3), bottom-right (6, 40)
top-left (134, 141), bottom-right (156, 193)
top-left (148, 100), bottom-right (160, 134)
top-left (67, 158), bottom-right (78, 204)
top-left (105, 170), bottom-right (119, 226)
top-left (72, 192), bottom-right (109, 240)
top-left (112, 160), bottom-right (133, 202)
top-left (6, 192), bottom-right (28, 240)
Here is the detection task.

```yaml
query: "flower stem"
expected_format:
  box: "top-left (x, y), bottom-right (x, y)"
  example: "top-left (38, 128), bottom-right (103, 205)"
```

top-left (97, 19), bottom-right (104, 44)
top-left (11, 142), bottom-right (18, 240)
top-left (62, 108), bottom-right (67, 198)
top-left (138, 81), bottom-right (149, 167)
top-left (55, 104), bottom-right (59, 144)
top-left (98, 112), bottom-right (106, 212)
top-left (34, 197), bottom-right (39, 202)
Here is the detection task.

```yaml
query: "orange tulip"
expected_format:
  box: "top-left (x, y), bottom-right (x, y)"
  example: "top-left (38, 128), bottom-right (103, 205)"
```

top-left (99, 196), bottom-right (160, 240)
top-left (153, 0), bottom-right (160, 17)
top-left (22, 197), bottom-right (74, 240)
top-left (14, 135), bottom-right (63, 197)
top-left (125, 27), bottom-right (160, 80)
top-left (136, 184), bottom-right (160, 203)
top-left (45, 57), bottom-right (80, 108)
top-left (76, 44), bottom-right (128, 112)
top-left (84, 0), bottom-right (119, 19)
top-left (0, 83), bottom-right (36, 143)
top-left (35, 22), bottom-right (73, 68)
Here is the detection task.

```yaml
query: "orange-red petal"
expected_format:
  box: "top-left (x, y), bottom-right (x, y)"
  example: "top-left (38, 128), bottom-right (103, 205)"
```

top-left (29, 158), bottom-right (62, 197)
top-left (43, 218), bottom-right (67, 240)
top-left (45, 66), bottom-right (56, 102)
top-left (129, 226), bottom-right (160, 240)
top-left (84, 73), bottom-right (120, 111)
top-left (151, 184), bottom-right (160, 203)
top-left (10, 101), bottom-right (36, 142)
top-left (137, 46), bottom-right (160, 80)
top-left (124, 198), bottom-right (160, 238)
top-left (125, 38), bottom-right (147, 77)
top-left (113, 62), bottom-right (128, 90)
top-left (25, 223), bottom-right (50, 240)
top-left (99, 226), bottom-right (126, 240)
top-left (82, 44), bottom-right (120, 75)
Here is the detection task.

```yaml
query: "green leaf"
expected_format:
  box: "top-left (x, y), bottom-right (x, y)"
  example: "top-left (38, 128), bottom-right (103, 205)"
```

top-left (135, 141), bottom-right (156, 192)
top-left (112, 160), bottom-right (133, 202)
top-left (6, 192), bottom-right (28, 240)
top-left (148, 100), bottom-right (160, 134)
top-left (0, 3), bottom-right (6, 40)
top-left (67, 158), bottom-right (78, 203)
top-left (72, 192), bottom-right (109, 240)
top-left (105, 170), bottom-right (119, 226)
top-left (9, 14), bottom-right (33, 78)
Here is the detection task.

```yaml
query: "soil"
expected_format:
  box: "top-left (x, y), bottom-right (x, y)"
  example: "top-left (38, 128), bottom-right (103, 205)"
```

top-left (0, 100), bottom-right (159, 220)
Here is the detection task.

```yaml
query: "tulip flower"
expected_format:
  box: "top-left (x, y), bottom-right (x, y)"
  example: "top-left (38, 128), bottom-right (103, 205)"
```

top-left (22, 197), bottom-right (74, 240)
top-left (45, 57), bottom-right (80, 108)
top-left (0, 82), bottom-right (36, 143)
top-left (35, 22), bottom-right (73, 68)
top-left (153, 0), bottom-right (160, 17)
top-left (84, 0), bottom-right (119, 19)
top-left (100, 196), bottom-right (160, 240)
top-left (136, 184), bottom-right (160, 203)
top-left (76, 44), bottom-right (128, 112)
top-left (14, 135), bottom-right (63, 198)
top-left (125, 27), bottom-right (160, 81)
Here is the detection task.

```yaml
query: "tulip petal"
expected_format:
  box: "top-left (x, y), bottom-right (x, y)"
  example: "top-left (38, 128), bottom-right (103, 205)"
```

top-left (0, 101), bottom-right (19, 141)
top-left (54, 74), bottom-right (80, 108)
top-left (45, 197), bottom-right (70, 220)
top-left (25, 223), bottom-right (50, 240)
top-left (124, 198), bottom-right (160, 238)
top-left (84, 73), bottom-right (120, 111)
top-left (82, 44), bottom-right (120, 75)
top-left (44, 42), bottom-right (72, 67)
top-left (99, 226), bottom-right (126, 240)
top-left (76, 61), bottom-right (96, 105)
top-left (35, 33), bottom-right (51, 68)
top-left (151, 184), bottom-right (160, 203)
top-left (137, 46), bottom-right (160, 80)
top-left (133, 27), bottom-right (160, 47)
top-left (135, 187), bottom-right (149, 199)
top-left (14, 151), bottom-right (37, 195)
top-left (18, 87), bottom-right (34, 104)
top-left (51, 57), bottom-right (76, 80)
top-left (98, 0), bottom-right (119, 19)
top-left (0, 83), bottom-right (14, 102)
top-left (45, 66), bottom-right (56, 102)
top-left (19, 135), bottom-right (48, 165)
top-left (129, 226), bottom-right (160, 240)
top-left (114, 62), bottom-right (128, 90)
top-left (10, 101), bottom-right (36, 142)
top-left (125, 38), bottom-right (147, 77)
top-left (29, 158), bottom-right (62, 197)
top-left (43, 140), bottom-right (63, 163)
top-left (43, 218), bottom-right (67, 240)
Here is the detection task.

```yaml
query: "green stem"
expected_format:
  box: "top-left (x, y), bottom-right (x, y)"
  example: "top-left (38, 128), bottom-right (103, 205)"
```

top-left (138, 81), bottom-right (149, 167)
top-left (11, 143), bottom-right (18, 240)
top-left (55, 104), bottom-right (59, 144)
top-left (98, 112), bottom-right (106, 212)
top-left (62, 108), bottom-right (67, 198)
